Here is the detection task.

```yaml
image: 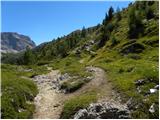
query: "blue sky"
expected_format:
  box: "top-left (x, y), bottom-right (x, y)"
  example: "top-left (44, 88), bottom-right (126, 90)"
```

top-left (1, 1), bottom-right (132, 45)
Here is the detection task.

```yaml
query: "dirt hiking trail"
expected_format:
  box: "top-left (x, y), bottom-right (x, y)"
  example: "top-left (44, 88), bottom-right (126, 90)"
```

top-left (33, 70), bottom-right (65, 119)
top-left (32, 66), bottom-right (114, 119)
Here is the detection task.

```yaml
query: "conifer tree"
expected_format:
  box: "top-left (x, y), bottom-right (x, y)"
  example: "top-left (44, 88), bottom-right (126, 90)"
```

top-left (116, 7), bottom-right (121, 21)
top-left (24, 46), bottom-right (35, 65)
top-left (81, 26), bottom-right (86, 38)
top-left (128, 7), bottom-right (144, 38)
top-left (108, 7), bottom-right (114, 20)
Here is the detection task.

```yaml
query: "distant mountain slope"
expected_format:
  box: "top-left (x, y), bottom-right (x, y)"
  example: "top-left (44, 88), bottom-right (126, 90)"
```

top-left (1, 32), bottom-right (36, 53)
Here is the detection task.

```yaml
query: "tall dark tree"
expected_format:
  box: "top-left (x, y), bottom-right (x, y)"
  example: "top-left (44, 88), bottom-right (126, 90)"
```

top-left (99, 7), bottom-right (115, 48)
top-left (128, 7), bottom-right (144, 38)
top-left (145, 6), bottom-right (154, 19)
top-left (98, 25), bottom-right (110, 48)
top-left (81, 26), bottom-right (86, 38)
top-left (116, 7), bottom-right (121, 21)
top-left (108, 6), bottom-right (114, 20)
top-left (103, 13), bottom-right (109, 25)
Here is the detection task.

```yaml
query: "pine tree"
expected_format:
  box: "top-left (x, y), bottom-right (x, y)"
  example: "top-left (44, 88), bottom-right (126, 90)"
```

top-left (103, 13), bottom-right (109, 25)
top-left (116, 7), bottom-right (121, 21)
top-left (145, 6), bottom-right (154, 19)
top-left (128, 7), bottom-right (144, 38)
top-left (98, 26), bottom-right (110, 48)
top-left (23, 46), bottom-right (35, 65)
top-left (108, 7), bottom-right (114, 20)
top-left (81, 26), bottom-right (86, 38)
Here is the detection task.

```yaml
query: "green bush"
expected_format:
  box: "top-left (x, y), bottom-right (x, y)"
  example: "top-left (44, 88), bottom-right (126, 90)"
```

top-left (37, 61), bottom-right (50, 66)
top-left (111, 36), bottom-right (119, 46)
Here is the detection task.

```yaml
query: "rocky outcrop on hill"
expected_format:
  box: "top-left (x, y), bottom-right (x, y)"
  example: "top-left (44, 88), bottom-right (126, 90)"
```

top-left (1, 32), bottom-right (36, 53)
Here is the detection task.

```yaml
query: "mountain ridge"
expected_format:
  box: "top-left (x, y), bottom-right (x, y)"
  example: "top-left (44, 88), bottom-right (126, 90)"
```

top-left (1, 32), bottom-right (36, 53)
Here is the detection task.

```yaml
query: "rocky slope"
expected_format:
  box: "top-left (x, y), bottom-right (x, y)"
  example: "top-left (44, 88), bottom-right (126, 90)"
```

top-left (1, 32), bottom-right (36, 53)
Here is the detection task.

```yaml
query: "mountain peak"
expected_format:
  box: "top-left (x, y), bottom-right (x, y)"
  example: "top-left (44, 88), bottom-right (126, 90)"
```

top-left (1, 32), bottom-right (36, 53)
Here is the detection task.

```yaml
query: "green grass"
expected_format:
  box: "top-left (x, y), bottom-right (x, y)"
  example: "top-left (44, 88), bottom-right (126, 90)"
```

top-left (88, 44), bottom-right (158, 118)
top-left (2, 1), bottom-right (158, 119)
top-left (61, 77), bottom-right (91, 93)
top-left (58, 27), bottom-right (159, 118)
top-left (60, 90), bottom-right (97, 118)
top-left (1, 64), bottom-right (38, 119)
top-left (49, 55), bottom-right (91, 77)
top-left (56, 3), bottom-right (158, 118)
top-left (1, 64), bottom-right (49, 78)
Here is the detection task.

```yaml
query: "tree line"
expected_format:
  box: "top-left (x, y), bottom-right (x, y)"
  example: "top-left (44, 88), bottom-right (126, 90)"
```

top-left (2, 1), bottom-right (156, 65)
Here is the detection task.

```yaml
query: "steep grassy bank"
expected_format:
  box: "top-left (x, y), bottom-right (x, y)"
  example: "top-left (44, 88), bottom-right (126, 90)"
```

top-left (1, 64), bottom-right (50, 118)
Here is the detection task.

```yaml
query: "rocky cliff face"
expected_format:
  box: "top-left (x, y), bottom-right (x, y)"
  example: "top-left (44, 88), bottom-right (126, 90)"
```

top-left (1, 32), bottom-right (36, 53)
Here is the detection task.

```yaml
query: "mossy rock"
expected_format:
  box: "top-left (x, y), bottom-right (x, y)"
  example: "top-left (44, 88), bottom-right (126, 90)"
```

top-left (143, 39), bottom-right (159, 47)
top-left (121, 39), bottom-right (136, 47)
top-left (120, 43), bottom-right (145, 54)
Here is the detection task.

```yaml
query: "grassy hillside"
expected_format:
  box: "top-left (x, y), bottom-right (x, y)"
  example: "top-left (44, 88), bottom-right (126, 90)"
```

top-left (53, 1), bottom-right (159, 118)
top-left (1, 1), bottom-right (159, 119)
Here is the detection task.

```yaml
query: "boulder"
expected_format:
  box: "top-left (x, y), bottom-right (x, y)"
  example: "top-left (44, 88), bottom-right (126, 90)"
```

top-left (120, 43), bottom-right (145, 54)
top-left (74, 102), bottom-right (131, 119)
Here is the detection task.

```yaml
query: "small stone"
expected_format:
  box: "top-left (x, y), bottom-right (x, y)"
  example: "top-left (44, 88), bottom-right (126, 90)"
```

top-left (135, 79), bottom-right (145, 86)
top-left (136, 86), bottom-right (141, 93)
top-left (150, 89), bottom-right (157, 94)
top-left (24, 69), bottom-right (32, 72)
top-left (154, 85), bottom-right (159, 90)
top-left (53, 103), bottom-right (60, 108)
top-left (149, 103), bottom-right (155, 113)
